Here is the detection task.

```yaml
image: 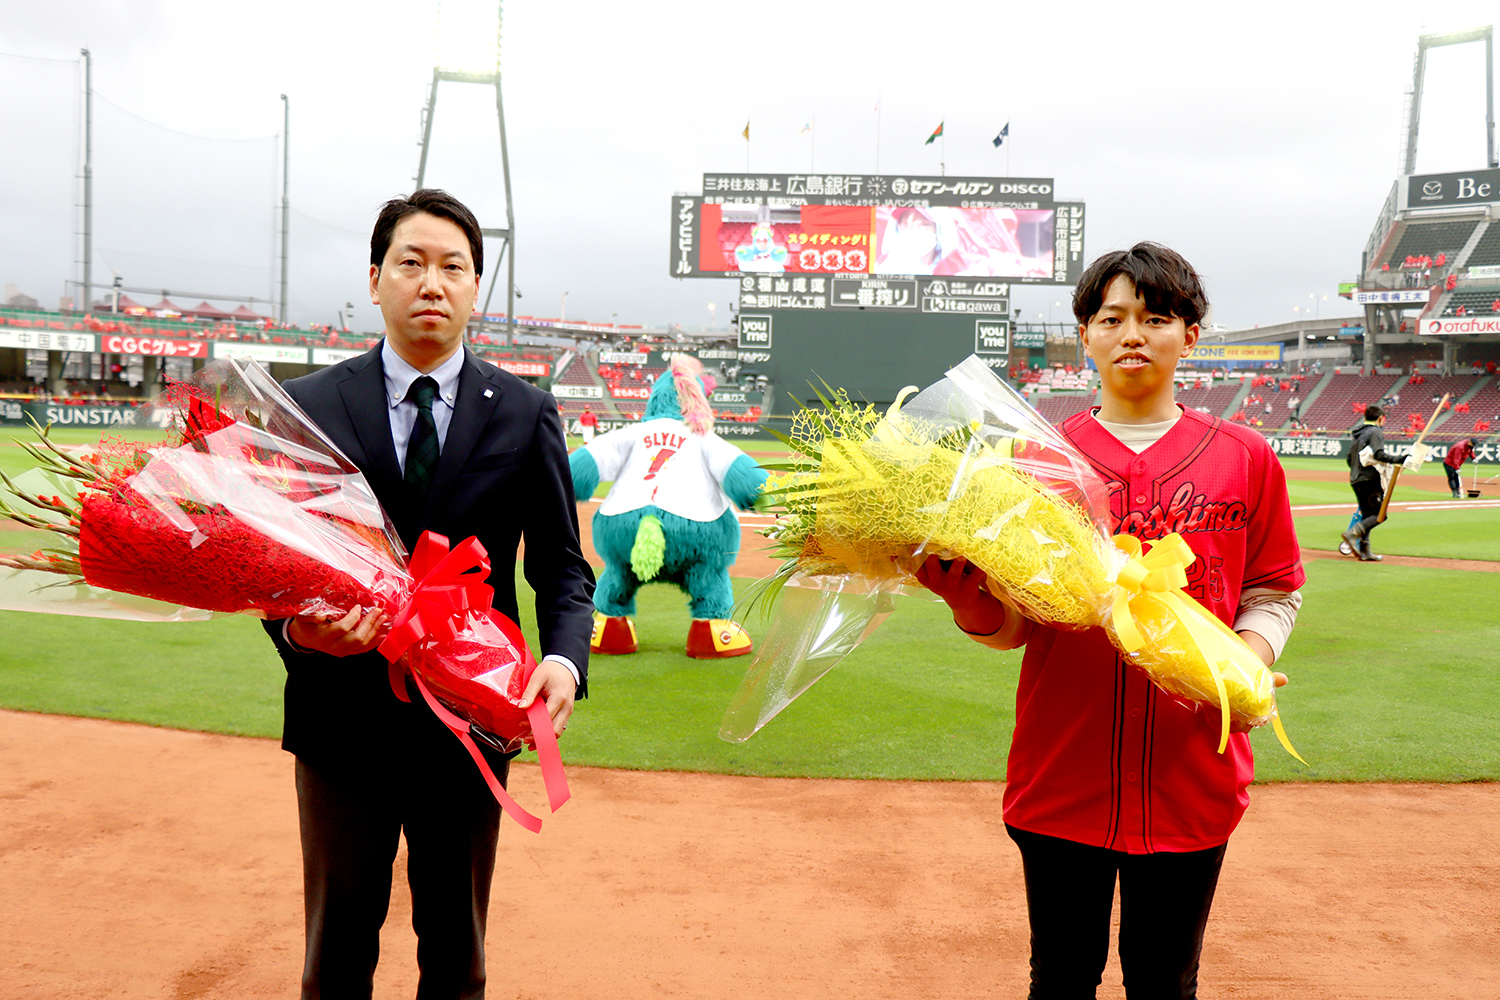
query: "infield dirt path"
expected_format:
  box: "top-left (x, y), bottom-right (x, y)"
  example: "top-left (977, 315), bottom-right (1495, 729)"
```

top-left (1, 710), bottom-right (1497, 1000)
top-left (3, 480), bottom-right (1497, 998)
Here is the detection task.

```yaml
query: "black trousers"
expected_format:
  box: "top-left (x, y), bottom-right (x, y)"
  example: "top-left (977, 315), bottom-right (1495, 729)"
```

top-left (1352, 477), bottom-right (1385, 536)
top-left (1006, 825), bottom-right (1227, 1000)
top-left (1444, 465), bottom-right (1462, 494)
top-left (294, 744), bottom-right (507, 1000)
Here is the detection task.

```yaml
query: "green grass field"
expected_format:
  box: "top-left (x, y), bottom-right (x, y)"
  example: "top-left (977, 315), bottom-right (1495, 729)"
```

top-left (2, 428), bottom-right (1497, 783)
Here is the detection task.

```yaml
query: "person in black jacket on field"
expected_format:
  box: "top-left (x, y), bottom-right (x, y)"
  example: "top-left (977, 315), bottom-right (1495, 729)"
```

top-left (1342, 404), bottom-right (1410, 562)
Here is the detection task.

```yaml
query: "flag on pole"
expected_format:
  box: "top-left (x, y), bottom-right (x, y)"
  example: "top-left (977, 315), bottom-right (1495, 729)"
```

top-left (742, 122), bottom-right (750, 141)
top-left (993, 122), bottom-right (1009, 148)
top-left (925, 121), bottom-right (944, 145)
top-left (800, 122), bottom-right (812, 134)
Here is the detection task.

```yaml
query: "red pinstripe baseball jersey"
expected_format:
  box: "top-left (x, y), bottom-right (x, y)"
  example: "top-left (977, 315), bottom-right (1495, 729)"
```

top-left (1001, 406), bottom-right (1305, 854)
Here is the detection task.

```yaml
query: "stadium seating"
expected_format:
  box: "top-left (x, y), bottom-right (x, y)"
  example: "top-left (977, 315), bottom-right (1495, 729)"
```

top-left (1175, 382), bottom-right (1243, 419)
top-left (1459, 377), bottom-right (1500, 432)
top-left (1438, 289), bottom-right (1500, 315)
top-left (1295, 373), bottom-right (1401, 433)
top-left (1379, 375), bottom-right (1477, 435)
top-left (555, 361), bottom-right (599, 386)
top-left (1381, 219), bottom-right (1481, 267)
top-left (1030, 392), bottom-right (1097, 424)
top-left (1465, 222), bottom-right (1500, 268)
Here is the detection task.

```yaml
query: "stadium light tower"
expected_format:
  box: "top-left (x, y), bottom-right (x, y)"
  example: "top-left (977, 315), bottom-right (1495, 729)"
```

top-left (1402, 25), bottom-right (1497, 174)
top-left (415, 0), bottom-right (517, 345)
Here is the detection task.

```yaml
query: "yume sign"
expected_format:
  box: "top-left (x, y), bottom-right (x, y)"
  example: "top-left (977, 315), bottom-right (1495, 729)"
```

top-left (1184, 344), bottom-right (1282, 362)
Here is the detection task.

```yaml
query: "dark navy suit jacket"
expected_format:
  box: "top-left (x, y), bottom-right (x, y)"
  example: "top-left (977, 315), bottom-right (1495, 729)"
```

top-left (262, 342), bottom-right (595, 770)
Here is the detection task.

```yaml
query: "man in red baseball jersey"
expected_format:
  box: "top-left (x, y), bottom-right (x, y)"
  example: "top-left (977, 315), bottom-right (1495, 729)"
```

top-left (917, 242), bottom-right (1303, 999)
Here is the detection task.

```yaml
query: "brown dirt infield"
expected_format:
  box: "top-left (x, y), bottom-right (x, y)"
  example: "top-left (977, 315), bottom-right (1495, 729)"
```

top-left (1, 709), bottom-right (1497, 999)
top-left (4, 492), bottom-right (1498, 998)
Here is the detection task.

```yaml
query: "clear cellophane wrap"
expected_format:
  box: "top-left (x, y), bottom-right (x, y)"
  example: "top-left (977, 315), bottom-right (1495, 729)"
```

top-left (0, 359), bottom-right (547, 763)
top-left (722, 355), bottom-right (1302, 762)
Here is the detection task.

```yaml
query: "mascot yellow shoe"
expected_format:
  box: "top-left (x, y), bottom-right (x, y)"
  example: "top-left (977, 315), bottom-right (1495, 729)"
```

top-left (685, 619), bottom-right (753, 659)
top-left (591, 612), bottom-right (639, 655)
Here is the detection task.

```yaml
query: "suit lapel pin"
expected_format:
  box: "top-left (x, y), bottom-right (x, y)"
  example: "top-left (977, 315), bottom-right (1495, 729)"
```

top-left (483, 389), bottom-right (494, 398)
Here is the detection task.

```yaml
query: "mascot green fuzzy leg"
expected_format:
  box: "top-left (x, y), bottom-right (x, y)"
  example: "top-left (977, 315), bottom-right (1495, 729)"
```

top-left (569, 354), bottom-right (767, 658)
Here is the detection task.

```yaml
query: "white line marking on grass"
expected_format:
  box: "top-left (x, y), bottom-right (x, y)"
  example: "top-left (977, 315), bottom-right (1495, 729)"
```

top-left (1293, 500), bottom-right (1500, 513)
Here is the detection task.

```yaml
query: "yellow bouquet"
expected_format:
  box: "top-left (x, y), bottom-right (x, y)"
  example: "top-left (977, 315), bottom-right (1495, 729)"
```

top-left (721, 355), bottom-right (1301, 762)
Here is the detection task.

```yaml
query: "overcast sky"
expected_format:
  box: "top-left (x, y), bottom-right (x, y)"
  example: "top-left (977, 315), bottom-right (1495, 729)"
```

top-left (2, 0), bottom-right (1497, 334)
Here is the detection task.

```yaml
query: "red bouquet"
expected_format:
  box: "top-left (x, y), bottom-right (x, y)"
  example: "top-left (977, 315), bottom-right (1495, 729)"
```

top-left (0, 359), bottom-right (567, 831)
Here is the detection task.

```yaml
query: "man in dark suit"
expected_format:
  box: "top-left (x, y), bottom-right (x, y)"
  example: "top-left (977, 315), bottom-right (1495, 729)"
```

top-left (262, 189), bottom-right (594, 998)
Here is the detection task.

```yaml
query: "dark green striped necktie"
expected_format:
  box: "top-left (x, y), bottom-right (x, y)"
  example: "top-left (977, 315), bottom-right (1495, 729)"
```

top-left (404, 375), bottom-right (440, 497)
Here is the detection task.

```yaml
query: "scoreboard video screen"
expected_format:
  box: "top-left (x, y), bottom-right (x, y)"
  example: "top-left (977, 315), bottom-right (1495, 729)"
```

top-left (671, 173), bottom-right (1083, 286)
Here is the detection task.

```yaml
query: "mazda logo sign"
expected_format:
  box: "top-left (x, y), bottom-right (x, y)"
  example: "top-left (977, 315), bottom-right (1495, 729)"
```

top-left (1422, 181), bottom-right (1443, 196)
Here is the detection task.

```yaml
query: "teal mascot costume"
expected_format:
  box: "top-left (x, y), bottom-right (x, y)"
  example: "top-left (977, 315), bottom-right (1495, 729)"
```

top-left (569, 354), bottom-right (767, 657)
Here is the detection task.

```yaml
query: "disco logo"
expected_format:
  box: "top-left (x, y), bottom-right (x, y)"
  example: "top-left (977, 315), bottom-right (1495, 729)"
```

top-left (1422, 181), bottom-right (1443, 197)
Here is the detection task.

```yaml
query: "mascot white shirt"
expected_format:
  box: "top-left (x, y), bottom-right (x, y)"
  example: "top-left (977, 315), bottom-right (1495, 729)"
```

top-left (584, 417), bottom-right (747, 521)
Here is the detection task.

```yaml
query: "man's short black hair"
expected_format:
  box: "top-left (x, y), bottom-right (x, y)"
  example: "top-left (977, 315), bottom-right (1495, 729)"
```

top-left (370, 188), bottom-right (484, 277)
top-left (1072, 242), bottom-right (1208, 328)
top-left (1364, 404), bottom-right (1384, 421)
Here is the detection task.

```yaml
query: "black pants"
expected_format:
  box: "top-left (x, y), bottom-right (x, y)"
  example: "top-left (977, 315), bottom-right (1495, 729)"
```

top-left (295, 746), bottom-right (507, 1000)
top-left (1007, 825), bottom-right (1227, 1000)
top-left (1352, 477), bottom-right (1385, 536)
top-left (1444, 465), bottom-right (1462, 495)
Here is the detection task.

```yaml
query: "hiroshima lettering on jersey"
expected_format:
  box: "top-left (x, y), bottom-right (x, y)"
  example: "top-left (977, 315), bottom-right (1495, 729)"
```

top-left (1109, 480), bottom-right (1250, 539)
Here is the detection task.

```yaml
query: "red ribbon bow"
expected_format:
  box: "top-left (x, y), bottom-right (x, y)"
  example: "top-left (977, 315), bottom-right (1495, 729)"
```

top-left (378, 531), bottom-right (570, 832)
top-left (378, 532), bottom-right (495, 668)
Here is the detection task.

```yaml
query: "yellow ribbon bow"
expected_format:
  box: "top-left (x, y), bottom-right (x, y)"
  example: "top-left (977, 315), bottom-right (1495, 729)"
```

top-left (1110, 533), bottom-right (1306, 764)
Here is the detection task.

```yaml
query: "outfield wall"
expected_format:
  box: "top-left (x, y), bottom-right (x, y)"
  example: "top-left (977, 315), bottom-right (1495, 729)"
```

top-left (5, 401), bottom-right (1487, 463)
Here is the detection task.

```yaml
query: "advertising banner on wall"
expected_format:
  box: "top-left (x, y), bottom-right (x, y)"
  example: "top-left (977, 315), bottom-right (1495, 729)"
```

top-left (1352, 288), bottom-right (1429, 305)
top-left (493, 360), bottom-right (549, 377)
top-left (1184, 344), bottom-right (1283, 362)
top-left (974, 320), bottom-right (1009, 355)
top-left (1421, 316), bottom-right (1500, 336)
top-left (100, 335), bottom-right (208, 358)
top-left (21, 402), bottom-right (148, 427)
top-left (702, 173), bottom-right (1055, 206)
top-left (737, 314), bottom-right (772, 350)
top-left (1404, 167), bottom-right (1500, 209)
top-left (1011, 331), bottom-right (1047, 348)
top-left (553, 384), bottom-right (604, 399)
top-left (211, 342), bottom-right (309, 364)
top-left (311, 348), bottom-right (366, 366)
top-left (0, 329), bottom-right (96, 352)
